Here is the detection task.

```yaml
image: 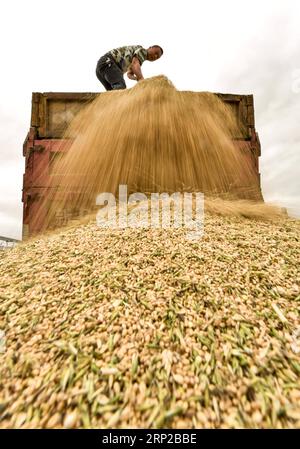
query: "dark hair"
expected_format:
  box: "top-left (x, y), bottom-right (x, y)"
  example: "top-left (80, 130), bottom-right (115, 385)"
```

top-left (151, 45), bottom-right (163, 55)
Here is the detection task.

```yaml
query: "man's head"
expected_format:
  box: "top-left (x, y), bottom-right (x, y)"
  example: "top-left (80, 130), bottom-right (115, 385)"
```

top-left (147, 45), bottom-right (163, 61)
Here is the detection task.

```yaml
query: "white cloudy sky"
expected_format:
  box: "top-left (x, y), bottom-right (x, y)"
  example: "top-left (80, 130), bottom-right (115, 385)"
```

top-left (0, 0), bottom-right (299, 239)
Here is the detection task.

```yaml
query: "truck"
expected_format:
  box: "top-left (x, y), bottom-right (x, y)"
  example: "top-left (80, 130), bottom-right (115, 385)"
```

top-left (22, 92), bottom-right (263, 238)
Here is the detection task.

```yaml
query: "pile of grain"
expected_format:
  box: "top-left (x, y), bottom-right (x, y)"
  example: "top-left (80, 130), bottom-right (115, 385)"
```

top-left (1, 75), bottom-right (298, 428)
top-left (0, 209), bottom-right (299, 429)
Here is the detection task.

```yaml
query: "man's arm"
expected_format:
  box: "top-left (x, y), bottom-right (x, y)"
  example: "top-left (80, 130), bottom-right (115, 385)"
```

top-left (129, 56), bottom-right (144, 81)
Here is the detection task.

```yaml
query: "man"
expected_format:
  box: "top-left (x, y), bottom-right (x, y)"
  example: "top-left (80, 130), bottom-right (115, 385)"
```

top-left (96, 45), bottom-right (163, 91)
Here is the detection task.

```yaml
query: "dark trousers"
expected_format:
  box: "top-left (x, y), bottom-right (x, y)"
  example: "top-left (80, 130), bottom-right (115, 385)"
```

top-left (96, 54), bottom-right (126, 91)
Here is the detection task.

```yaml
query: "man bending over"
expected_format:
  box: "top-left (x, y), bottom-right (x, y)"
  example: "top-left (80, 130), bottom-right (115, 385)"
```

top-left (96, 45), bottom-right (163, 90)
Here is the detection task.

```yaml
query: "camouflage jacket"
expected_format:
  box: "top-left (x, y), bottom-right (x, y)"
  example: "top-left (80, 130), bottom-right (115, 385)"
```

top-left (109, 45), bottom-right (148, 73)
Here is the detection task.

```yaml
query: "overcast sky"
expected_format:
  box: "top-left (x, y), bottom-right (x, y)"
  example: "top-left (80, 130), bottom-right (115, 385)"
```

top-left (0, 0), bottom-right (299, 239)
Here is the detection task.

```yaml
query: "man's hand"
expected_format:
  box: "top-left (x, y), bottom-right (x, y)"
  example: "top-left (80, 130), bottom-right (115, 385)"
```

top-left (127, 70), bottom-right (137, 81)
top-left (130, 56), bottom-right (144, 81)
